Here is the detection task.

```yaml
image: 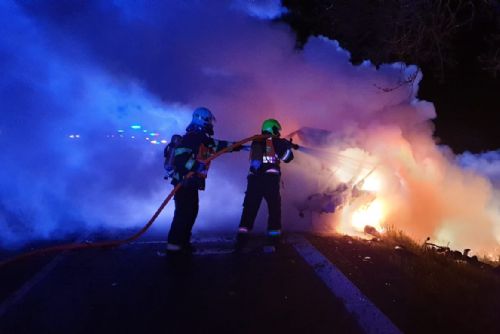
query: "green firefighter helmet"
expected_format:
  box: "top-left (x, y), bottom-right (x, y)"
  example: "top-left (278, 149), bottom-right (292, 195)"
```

top-left (261, 118), bottom-right (282, 136)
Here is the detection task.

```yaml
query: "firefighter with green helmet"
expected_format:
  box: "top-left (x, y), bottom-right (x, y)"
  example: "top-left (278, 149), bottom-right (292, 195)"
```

top-left (236, 118), bottom-right (296, 250)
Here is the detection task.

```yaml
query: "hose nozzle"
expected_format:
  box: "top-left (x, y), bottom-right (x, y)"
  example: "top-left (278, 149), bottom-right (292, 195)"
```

top-left (289, 138), bottom-right (299, 150)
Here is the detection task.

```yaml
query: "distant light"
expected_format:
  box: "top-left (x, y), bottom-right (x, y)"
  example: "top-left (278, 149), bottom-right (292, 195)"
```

top-left (131, 125), bottom-right (141, 130)
top-left (150, 132), bottom-right (159, 137)
top-left (145, 137), bottom-right (150, 141)
top-left (131, 136), bottom-right (135, 139)
top-left (75, 134), bottom-right (80, 138)
top-left (117, 129), bottom-right (125, 133)
top-left (69, 134), bottom-right (75, 139)
top-left (150, 140), bottom-right (158, 144)
top-left (143, 129), bottom-right (148, 133)
top-left (160, 140), bottom-right (167, 144)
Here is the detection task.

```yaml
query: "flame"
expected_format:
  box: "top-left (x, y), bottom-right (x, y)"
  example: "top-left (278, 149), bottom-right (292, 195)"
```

top-left (302, 136), bottom-right (500, 257)
top-left (350, 199), bottom-right (386, 232)
top-left (335, 167), bottom-right (388, 237)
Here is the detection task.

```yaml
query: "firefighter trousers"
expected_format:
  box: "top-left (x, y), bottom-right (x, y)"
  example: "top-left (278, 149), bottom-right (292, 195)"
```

top-left (167, 185), bottom-right (199, 246)
top-left (239, 173), bottom-right (281, 231)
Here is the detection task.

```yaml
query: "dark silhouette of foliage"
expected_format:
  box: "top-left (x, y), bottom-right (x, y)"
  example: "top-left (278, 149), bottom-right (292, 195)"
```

top-left (282, 0), bottom-right (500, 80)
top-left (281, 0), bottom-right (500, 152)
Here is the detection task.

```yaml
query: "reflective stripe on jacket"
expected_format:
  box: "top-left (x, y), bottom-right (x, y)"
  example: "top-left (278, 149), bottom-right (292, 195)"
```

top-left (249, 137), bottom-right (294, 175)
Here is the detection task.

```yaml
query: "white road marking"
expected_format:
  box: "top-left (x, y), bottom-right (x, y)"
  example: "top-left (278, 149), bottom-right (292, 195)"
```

top-left (1, 236), bottom-right (235, 318)
top-left (193, 249), bottom-right (235, 255)
top-left (130, 240), bottom-right (167, 245)
top-left (289, 234), bottom-right (402, 334)
top-left (0, 254), bottom-right (67, 318)
top-left (133, 238), bottom-right (235, 256)
top-left (155, 248), bottom-right (234, 257)
top-left (0, 235), bottom-right (91, 318)
top-left (131, 236), bottom-right (235, 245)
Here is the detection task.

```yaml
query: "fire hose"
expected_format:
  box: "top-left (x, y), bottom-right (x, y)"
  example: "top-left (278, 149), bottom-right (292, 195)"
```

top-left (0, 134), bottom-right (270, 269)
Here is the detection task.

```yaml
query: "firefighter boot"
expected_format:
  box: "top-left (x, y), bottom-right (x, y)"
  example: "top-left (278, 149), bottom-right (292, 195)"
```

top-left (265, 230), bottom-right (283, 252)
top-left (234, 227), bottom-right (250, 253)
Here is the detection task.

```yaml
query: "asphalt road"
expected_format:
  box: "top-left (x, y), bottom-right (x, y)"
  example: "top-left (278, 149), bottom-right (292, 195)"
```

top-left (0, 234), bottom-right (365, 334)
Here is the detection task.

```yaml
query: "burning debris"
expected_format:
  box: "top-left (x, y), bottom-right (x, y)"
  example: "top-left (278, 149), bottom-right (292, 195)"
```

top-left (284, 126), bottom-right (500, 259)
top-left (363, 225), bottom-right (381, 238)
top-left (288, 127), bottom-right (387, 238)
top-left (297, 180), bottom-right (376, 218)
top-left (423, 237), bottom-right (479, 265)
top-left (291, 128), bottom-right (377, 213)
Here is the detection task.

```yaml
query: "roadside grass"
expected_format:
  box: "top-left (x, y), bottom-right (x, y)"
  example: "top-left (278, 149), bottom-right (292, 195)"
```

top-left (385, 228), bottom-right (500, 332)
top-left (309, 230), bottom-right (500, 334)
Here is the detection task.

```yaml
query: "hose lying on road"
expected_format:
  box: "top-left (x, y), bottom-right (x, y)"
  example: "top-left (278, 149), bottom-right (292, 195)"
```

top-left (0, 134), bottom-right (268, 269)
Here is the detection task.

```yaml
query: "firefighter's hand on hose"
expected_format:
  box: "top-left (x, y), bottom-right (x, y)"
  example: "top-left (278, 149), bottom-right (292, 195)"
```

top-left (288, 138), bottom-right (300, 150)
top-left (230, 143), bottom-right (243, 152)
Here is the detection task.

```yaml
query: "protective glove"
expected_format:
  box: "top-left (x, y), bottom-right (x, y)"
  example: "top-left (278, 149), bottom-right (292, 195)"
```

top-left (288, 138), bottom-right (299, 150)
top-left (230, 142), bottom-right (243, 152)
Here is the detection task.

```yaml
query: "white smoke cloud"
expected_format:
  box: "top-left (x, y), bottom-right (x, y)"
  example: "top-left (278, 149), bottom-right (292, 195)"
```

top-left (232, 0), bottom-right (287, 19)
top-left (458, 151), bottom-right (500, 187)
top-left (1, 1), bottom-right (498, 255)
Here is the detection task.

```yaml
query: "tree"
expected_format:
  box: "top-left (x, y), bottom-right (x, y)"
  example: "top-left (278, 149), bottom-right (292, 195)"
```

top-left (281, 0), bottom-right (500, 152)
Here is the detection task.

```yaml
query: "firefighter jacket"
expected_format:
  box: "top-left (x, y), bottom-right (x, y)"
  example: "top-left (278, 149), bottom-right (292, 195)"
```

top-left (248, 137), bottom-right (294, 175)
top-left (171, 126), bottom-right (230, 190)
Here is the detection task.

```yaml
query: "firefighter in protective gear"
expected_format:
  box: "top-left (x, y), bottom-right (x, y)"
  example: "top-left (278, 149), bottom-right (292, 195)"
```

top-left (236, 118), bottom-right (295, 248)
top-left (167, 107), bottom-right (238, 253)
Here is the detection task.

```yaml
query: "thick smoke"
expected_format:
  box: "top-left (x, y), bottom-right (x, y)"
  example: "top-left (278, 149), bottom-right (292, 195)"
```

top-left (458, 151), bottom-right (500, 188)
top-left (1, 1), bottom-right (498, 255)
